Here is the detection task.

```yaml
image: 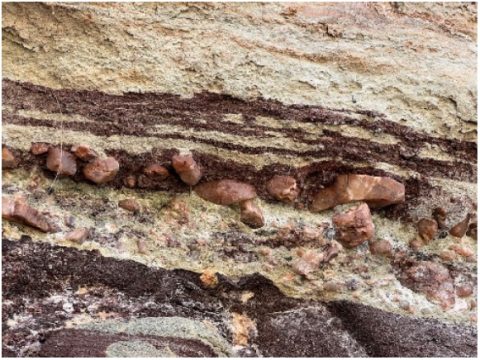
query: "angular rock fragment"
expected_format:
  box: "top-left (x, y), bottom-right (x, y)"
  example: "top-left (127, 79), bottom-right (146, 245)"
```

top-left (118, 199), bottom-right (140, 213)
top-left (195, 179), bottom-right (257, 205)
top-left (66, 227), bottom-right (89, 244)
top-left (466, 222), bottom-right (477, 239)
top-left (417, 218), bottom-right (438, 244)
top-left (144, 164), bottom-right (169, 181)
top-left (2, 148), bottom-right (17, 169)
top-left (310, 174), bottom-right (405, 212)
top-left (292, 250), bottom-right (323, 276)
top-left (240, 200), bottom-right (264, 229)
top-left (433, 207), bottom-right (448, 229)
top-left (333, 203), bottom-right (374, 248)
top-left (83, 157), bottom-right (119, 184)
top-left (46, 147), bottom-right (77, 176)
top-left (369, 239), bottom-right (394, 257)
top-left (172, 155), bottom-right (201, 186)
top-left (71, 143), bottom-right (98, 161)
top-left (266, 175), bottom-right (299, 204)
top-left (2, 197), bottom-right (51, 232)
top-left (449, 214), bottom-right (471, 238)
top-left (322, 241), bottom-right (341, 263)
top-left (31, 142), bottom-right (50, 155)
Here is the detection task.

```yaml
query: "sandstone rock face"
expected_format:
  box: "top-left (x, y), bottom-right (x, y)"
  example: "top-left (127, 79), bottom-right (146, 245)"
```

top-left (1, 2), bottom-right (477, 357)
top-left (310, 174), bottom-right (405, 212)
top-left (333, 203), bottom-right (375, 248)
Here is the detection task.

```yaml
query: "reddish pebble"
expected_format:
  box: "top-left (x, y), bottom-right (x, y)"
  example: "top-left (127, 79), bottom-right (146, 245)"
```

top-left (433, 207), bottom-right (448, 229)
top-left (2, 148), bottom-right (17, 169)
top-left (449, 214), bottom-right (471, 238)
top-left (457, 284), bottom-right (473, 298)
top-left (118, 199), bottom-right (140, 213)
top-left (66, 227), bottom-right (89, 244)
top-left (333, 203), bottom-right (375, 248)
top-left (172, 155), bottom-right (201, 186)
top-left (46, 147), bottom-right (77, 176)
top-left (137, 238), bottom-right (148, 254)
top-left (125, 175), bottom-right (136, 188)
top-left (144, 164), bottom-right (169, 181)
top-left (31, 142), bottom-right (50, 155)
top-left (439, 249), bottom-right (456, 262)
top-left (409, 237), bottom-right (423, 249)
top-left (2, 197), bottom-right (51, 232)
top-left (240, 200), bottom-right (264, 229)
top-left (324, 280), bottom-right (342, 292)
top-left (266, 175), bottom-right (299, 204)
top-left (71, 143), bottom-right (98, 161)
top-left (369, 239), bottom-right (394, 257)
top-left (83, 157), bottom-right (119, 184)
top-left (466, 222), bottom-right (477, 239)
top-left (417, 218), bottom-right (438, 244)
top-left (195, 179), bottom-right (257, 205)
top-left (450, 244), bottom-right (474, 258)
top-left (292, 250), bottom-right (323, 276)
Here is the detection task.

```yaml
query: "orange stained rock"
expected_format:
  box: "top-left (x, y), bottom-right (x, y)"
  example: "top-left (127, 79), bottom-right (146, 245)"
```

top-left (31, 142), bottom-right (50, 155)
top-left (2, 148), bottom-right (17, 169)
top-left (240, 200), bottom-right (264, 229)
top-left (200, 270), bottom-right (218, 289)
top-left (71, 143), bottom-right (98, 161)
top-left (232, 313), bottom-right (256, 346)
top-left (2, 197), bottom-right (51, 232)
top-left (195, 179), bottom-right (257, 205)
top-left (144, 164), bottom-right (169, 181)
top-left (66, 227), bottom-right (89, 244)
top-left (333, 203), bottom-right (375, 248)
top-left (46, 147), bottom-right (77, 176)
top-left (369, 239), bottom-right (394, 257)
top-left (83, 157), bottom-right (119, 184)
top-left (417, 218), bottom-right (438, 244)
top-left (310, 174), bottom-right (405, 212)
top-left (266, 175), bottom-right (299, 204)
top-left (172, 155), bottom-right (201, 186)
top-left (449, 214), bottom-right (471, 238)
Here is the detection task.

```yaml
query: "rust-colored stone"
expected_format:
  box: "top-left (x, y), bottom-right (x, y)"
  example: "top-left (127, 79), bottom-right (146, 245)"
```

top-left (439, 249), bottom-right (456, 262)
top-left (457, 284), bottom-right (473, 298)
top-left (266, 175), bottom-right (299, 204)
top-left (200, 270), bottom-right (218, 288)
top-left (118, 199), bottom-right (140, 213)
top-left (144, 164), bottom-right (169, 181)
top-left (310, 174), bottom-right (405, 212)
top-left (417, 218), bottom-right (438, 244)
top-left (466, 222), bottom-right (477, 239)
top-left (333, 203), bottom-right (375, 248)
top-left (240, 200), bottom-right (264, 229)
top-left (432, 207), bottom-right (448, 229)
top-left (83, 157), bottom-right (119, 184)
top-left (449, 244), bottom-right (474, 258)
top-left (2, 148), bottom-right (17, 169)
top-left (71, 143), bottom-right (98, 161)
top-left (369, 239), bottom-right (394, 257)
top-left (449, 214), bottom-right (471, 238)
top-left (31, 142), bottom-right (50, 155)
top-left (124, 175), bottom-right (136, 188)
top-left (46, 147), bottom-right (77, 176)
top-left (195, 179), bottom-right (257, 205)
top-left (172, 155), bottom-right (201, 186)
top-left (292, 250), bottom-right (323, 276)
top-left (409, 237), bottom-right (423, 249)
top-left (66, 228), bottom-right (89, 244)
top-left (2, 197), bottom-right (51, 232)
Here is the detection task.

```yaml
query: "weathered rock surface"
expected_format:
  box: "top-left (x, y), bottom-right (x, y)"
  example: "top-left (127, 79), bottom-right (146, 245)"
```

top-left (311, 174), bottom-right (405, 212)
top-left (2, 148), bottom-right (17, 169)
top-left (1, 2), bottom-right (477, 358)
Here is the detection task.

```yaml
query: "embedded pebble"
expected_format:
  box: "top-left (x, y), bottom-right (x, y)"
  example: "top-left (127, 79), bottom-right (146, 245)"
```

top-left (449, 214), bottom-right (471, 238)
top-left (333, 203), bottom-right (374, 248)
top-left (323, 280), bottom-right (343, 292)
top-left (449, 244), bottom-right (474, 258)
top-left (172, 155), bottom-right (202, 186)
top-left (240, 200), bottom-right (264, 229)
top-left (30, 142), bottom-right (50, 155)
top-left (466, 222), bottom-right (477, 239)
top-left (417, 218), bottom-right (438, 244)
top-left (2, 197), bottom-right (51, 232)
top-left (369, 239), bottom-right (394, 257)
top-left (144, 164), bottom-right (169, 181)
top-left (457, 284), bottom-right (473, 298)
top-left (438, 249), bottom-right (456, 262)
top-left (195, 179), bottom-right (257, 205)
top-left (46, 147), bottom-right (77, 176)
top-left (2, 148), bottom-right (17, 169)
top-left (200, 270), bottom-right (218, 288)
top-left (399, 300), bottom-right (411, 311)
top-left (137, 238), bottom-right (148, 254)
top-left (66, 227), bottom-right (89, 244)
top-left (409, 237), bottom-right (422, 249)
top-left (432, 207), bottom-right (448, 229)
top-left (322, 241), bottom-right (341, 263)
top-left (266, 175), bottom-right (299, 204)
top-left (310, 174), bottom-right (405, 212)
top-left (83, 157), bottom-right (119, 184)
top-left (71, 143), bottom-right (98, 161)
top-left (118, 199), bottom-right (140, 213)
top-left (292, 250), bottom-right (323, 276)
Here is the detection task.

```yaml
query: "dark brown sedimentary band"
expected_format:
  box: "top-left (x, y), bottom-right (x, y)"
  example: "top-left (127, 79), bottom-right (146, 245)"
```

top-left (2, 238), bottom-right (477, 357)
top-left (2, 111), bottom-right (477, 183)
top-left (3, 145), bottom-right (453, 221)
top-left (2, 79), bottom-right (476, 165)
